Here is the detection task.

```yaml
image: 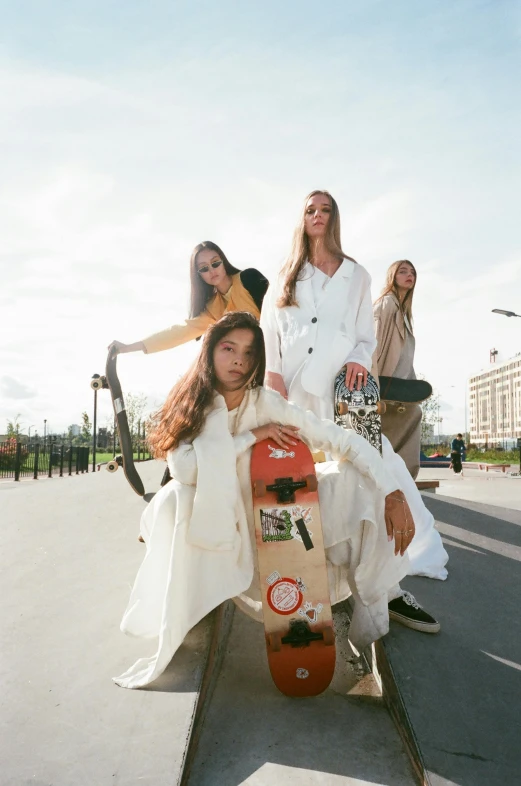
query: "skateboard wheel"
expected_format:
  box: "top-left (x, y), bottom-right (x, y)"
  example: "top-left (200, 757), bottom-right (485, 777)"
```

top-left (305, 473), bottom-right (318, 492)
top-left (322, 626), bottom-right (335, 646)
top-left (268, 632), bottom-right (282, 652)
top-left (106, 460), bottom-right (119, 473)
top-left (254, 479), bottom-right (266, 497)
top-left (336, 401), bottom-right (349, 416)
top-left (90, 378), bottom-right (103, 390)
top-left (377, 401), bottom-right (387, 415)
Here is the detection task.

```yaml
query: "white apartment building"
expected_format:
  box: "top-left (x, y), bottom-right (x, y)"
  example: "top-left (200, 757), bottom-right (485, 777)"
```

top-left (468, 352), bottom-right (521, 446)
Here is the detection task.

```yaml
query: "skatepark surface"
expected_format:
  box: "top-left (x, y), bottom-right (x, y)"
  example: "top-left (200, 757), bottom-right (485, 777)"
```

top-left (2, 459), bottom-right (520, 784)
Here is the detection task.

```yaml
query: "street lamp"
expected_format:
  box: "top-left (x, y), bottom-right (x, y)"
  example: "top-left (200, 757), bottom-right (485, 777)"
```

top-left (43, 419), bottom-right (47, 453)
top-left (492, 309), bottom-right (521, 318)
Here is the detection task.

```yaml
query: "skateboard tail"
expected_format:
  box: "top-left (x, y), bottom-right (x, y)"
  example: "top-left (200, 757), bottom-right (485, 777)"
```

top-left (105, 352), bottom-right (146, 498)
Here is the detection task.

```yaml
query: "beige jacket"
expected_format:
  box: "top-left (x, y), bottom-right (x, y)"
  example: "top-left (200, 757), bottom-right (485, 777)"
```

top-left (372, 293), bottom-right (406, 377)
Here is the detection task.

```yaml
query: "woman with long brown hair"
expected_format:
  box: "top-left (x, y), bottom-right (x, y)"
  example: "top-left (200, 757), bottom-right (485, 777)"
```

top-left (109, 241), bottom-right (268, 356)
top-left (113, 312), bottom-right (439, 690)
top-left (261, 190), bottom-right (448, 582)
top-left (373, 260), bottom-right (422, 479)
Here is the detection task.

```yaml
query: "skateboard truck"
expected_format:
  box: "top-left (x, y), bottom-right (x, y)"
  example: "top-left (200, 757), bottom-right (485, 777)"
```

top-left (90, 374), bottom-right (109, 391)
top-left (269, 619), bottom-right (335, 651)
top-left (254, 474), bottom-right (318, 504)
top-left (336, 400), bottom-right (386, 418)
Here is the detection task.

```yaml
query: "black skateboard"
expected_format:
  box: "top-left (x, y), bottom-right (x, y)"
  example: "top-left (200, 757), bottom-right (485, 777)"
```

top-left (334, 368), bottom-right (385, 454)
top-left (105, 350), bottom-right (153, 500)
top-left (378, 377), bottom-right (432, 405)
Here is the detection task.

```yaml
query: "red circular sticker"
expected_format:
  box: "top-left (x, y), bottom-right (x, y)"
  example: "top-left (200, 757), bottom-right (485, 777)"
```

top-left (267, 578), bottom-right (303, 615)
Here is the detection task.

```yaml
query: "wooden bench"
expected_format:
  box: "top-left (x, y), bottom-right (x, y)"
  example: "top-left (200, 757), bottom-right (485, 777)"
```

top-left (416, 480), bottom-right (439, 493)
top-left (478, 463), bottom-right (510, 473)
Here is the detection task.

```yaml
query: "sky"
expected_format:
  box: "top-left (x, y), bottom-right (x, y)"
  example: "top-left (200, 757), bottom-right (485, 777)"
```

top-left (1, 0), bottom-right (520, 439)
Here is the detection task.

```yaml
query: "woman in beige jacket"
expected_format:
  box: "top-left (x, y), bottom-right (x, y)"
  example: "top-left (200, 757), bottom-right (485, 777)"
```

top-left (373, 260), bottom-right (422, 479)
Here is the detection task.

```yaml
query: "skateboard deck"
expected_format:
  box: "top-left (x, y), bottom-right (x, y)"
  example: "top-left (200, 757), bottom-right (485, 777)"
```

top-left (251, 438), bottom-right (336, 697)
top-left (105, 350), bottom-right (149, 499)
top-left (379, 376), bottom-right (432, 404)
top-left (334, 368), bottom-right (384, 455)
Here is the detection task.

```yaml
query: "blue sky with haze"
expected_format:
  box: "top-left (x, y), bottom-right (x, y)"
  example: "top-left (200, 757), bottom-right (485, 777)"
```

top-left (1, 0), bottom-right (520, 437)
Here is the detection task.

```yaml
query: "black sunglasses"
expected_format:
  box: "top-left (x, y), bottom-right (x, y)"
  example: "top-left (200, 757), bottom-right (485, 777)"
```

top-left (197, 259), bottom-right (223, 275)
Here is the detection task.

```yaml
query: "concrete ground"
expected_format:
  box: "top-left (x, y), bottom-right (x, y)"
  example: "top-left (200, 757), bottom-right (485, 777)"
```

top-left (417, 465), bottom-right (521, 511)
top-left (189, 606), bottom-right (415, 786)
top-left (1, 462), bottom-right (415, 786)
top-left (0, 462), bottom-right (224, 786)
top-left (390, 492), bottom-right (521, 785)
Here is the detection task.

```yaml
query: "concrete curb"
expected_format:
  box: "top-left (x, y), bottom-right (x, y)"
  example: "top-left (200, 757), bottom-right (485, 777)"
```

top-left (179, 600), bottom-right (235, 785)
top-left (370, 639), bottom-right (429, 786)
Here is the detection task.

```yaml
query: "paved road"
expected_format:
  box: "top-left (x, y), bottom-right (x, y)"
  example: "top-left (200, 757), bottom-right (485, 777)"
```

top-left (1, 463), bottom-right (416, 786)
top-left (0, 463), bottom-right (217, 786)
top-left (418, 465), bottom-right (521, 511)
top-left (394, 493), bottom-right (521, 785)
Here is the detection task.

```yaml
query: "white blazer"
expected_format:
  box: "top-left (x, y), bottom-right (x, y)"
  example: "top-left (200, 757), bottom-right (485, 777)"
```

top-left (260, 260), bottom-right (376, 399)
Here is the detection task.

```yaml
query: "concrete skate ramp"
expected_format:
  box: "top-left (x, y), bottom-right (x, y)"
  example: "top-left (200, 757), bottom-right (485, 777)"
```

top-left (374, 494), bottom-right (521, 786)
top-left (0, 461), bottom-right (233, 786)
top-left (2, 460), bottom-right (419, 786)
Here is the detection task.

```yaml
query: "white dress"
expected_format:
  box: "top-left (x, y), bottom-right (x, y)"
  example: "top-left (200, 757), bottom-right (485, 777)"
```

top-left (260, 264), bottom-right (448, 581)
top-left (114, 388), bottom-right (409, 689)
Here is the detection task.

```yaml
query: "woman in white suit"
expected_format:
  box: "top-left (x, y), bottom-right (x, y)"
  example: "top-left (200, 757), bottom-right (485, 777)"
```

top-left (260, 190), bottom-right (448, 590)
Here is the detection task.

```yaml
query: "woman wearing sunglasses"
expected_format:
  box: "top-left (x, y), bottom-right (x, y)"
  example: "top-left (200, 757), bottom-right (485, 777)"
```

top-left (109, 241), bottom-right (269, 356)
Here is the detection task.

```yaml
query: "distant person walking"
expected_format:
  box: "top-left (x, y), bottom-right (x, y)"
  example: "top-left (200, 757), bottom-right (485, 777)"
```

top-left (373, 260), bottom-right (421, 479)
top-left (450, 433), bottom-right (466, 473)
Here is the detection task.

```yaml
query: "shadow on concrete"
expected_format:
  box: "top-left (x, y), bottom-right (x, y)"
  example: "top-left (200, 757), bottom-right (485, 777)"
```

top-left (188, 607), bottom-right (415, 785)
top-left (389, 496), bottom-right (521, 785)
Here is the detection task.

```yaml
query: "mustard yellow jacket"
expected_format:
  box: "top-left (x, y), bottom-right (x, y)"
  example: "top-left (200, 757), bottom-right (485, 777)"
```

top-left (142, 271), bottom-right (267, 354)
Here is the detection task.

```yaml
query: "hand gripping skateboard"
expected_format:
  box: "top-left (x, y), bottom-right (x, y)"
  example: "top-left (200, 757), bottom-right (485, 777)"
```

top-left (105, 349), bottom-right (153, 501)
top-left (251, 438), bottom-right (336, 697)
top-left (334, 368), bottom-right (385, 454)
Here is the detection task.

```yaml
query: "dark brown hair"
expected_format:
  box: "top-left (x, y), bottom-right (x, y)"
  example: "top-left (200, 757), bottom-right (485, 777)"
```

top-left (189, 241), bottom-right (240, 318)
top-left (148, 312), bottom-right (266, 457)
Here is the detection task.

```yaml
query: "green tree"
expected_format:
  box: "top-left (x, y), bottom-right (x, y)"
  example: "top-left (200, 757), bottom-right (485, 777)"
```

top-left (81, 411), bottom-right (92, 444)
top-left (420, 393), bottom-right (439, 445)
top-left (6, 414), bottom-right (22, 438)
top-left (126, 393), bottom-right (148, 439)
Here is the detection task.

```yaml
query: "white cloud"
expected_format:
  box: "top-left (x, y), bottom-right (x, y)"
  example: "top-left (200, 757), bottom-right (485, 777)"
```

top-left (0, 376), bottom-right (37, 399)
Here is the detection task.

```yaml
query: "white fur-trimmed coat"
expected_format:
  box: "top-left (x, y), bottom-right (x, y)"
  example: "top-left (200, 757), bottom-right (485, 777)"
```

top-left (114, 388), bottom-right (408, 689)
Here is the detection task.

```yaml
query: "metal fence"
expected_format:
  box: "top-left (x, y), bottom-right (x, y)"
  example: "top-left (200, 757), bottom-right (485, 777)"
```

top-left (0, 441), bottom-right (90, 481)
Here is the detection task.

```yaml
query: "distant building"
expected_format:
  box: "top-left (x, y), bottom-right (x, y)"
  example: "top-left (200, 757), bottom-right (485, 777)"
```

top-left (468, 352), bottom-right (521, 447)
top-left (69, 424), bottom-right (81, 437)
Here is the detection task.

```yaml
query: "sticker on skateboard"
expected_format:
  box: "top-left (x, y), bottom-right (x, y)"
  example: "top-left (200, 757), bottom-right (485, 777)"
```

top-left (334, 368), bottom-right (384, 454)
top-left (251, 438), bottom-right (336, 697)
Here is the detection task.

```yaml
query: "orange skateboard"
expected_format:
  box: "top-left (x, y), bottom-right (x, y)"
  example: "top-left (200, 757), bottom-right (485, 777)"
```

top-left (251, 438), bottom-right (336, 697)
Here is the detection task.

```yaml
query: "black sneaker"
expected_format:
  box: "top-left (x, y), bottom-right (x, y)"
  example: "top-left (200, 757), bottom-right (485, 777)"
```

top-left (388, 591), bottom-right (440, 634)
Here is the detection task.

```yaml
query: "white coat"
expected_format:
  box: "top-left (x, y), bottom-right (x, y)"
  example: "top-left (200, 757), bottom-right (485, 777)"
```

top-left (261, 260), bottom-right (376, 400)
top-left (260, 263), bottom-right (449, 581)
top-left (114, 387), bottom-right (409, 689)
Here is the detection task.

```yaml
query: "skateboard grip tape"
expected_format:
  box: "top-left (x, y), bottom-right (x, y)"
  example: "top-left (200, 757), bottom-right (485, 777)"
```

top-left (295, 518), bottom-right (314, 551)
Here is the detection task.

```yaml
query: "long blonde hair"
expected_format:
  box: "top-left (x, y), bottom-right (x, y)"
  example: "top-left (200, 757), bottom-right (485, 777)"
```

top-left (277, 190), bottom-right (356, 308)
top-left (375, 260), bottom-right (417, 328)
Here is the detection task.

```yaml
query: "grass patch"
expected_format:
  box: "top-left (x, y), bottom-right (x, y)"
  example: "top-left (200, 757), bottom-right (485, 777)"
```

top-left (94, 451), bottom-right (152, 464)
top-left (466, 449), bottom-right (518, 465)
